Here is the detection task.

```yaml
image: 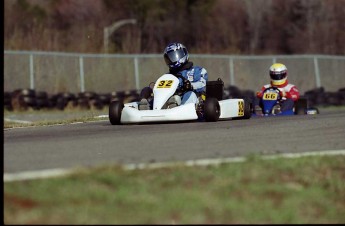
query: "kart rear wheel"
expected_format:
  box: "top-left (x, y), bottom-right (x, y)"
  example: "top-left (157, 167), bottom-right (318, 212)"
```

top-left (109, 101), bottom-right (124, 125)
top-left (204, 97), bottom-right (220, 122)
top-left (294, 98), bottom-right (308, 115)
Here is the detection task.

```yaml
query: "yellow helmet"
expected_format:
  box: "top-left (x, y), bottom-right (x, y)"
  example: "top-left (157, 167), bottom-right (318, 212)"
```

top-left (269, 63), bottom-right (287, 86)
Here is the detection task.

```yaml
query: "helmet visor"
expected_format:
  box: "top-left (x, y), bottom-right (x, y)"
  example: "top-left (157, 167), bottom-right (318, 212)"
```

top-left (270, 71), bottom-right (287, 80)
top-left (164, 48), bottom-right (187, 65)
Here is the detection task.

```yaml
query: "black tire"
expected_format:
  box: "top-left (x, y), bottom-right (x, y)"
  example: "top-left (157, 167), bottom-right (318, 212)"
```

top-left (36, 99), bottom-right (49, 109)
top-left (109, 101), bottom-right (124, 125)
top-left (99, 94), bottom-right (112, 105)
top-left (23, 96), bottom-right (37, 106)
top-left (21, 88), bottom-right (35, 97)
top-left (56, 97), bottom-right (67, 110)
top-left (294, 98), bottom-right (308, 115)
top-left (36, 91), bottom-right (48, 99)
top-left (204, 97), bottom-right (220, 122)
top-left (90, 99), bottom-right (104, 110)
top-left (84, 91), bottom-right (97, 100)
top-left (78, 98), bottom-right (90, 110)
top-left (4, 92), bottom-right (12, 106)
top-left (63, 92), bottom-right (76, 101)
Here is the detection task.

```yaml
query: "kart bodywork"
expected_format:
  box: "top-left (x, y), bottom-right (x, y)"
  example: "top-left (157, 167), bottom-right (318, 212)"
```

top-left (253, 87), bottom-right (319, 116)
top-left (109, 74), bottom-right (251, 124)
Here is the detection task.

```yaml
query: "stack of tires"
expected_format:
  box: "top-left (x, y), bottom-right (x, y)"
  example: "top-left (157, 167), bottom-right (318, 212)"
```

top-left (339, 88), bottom-right (345, 105)
top-left (52, 92), bottom-right (77, 110)
top-left (4, 92), bottom-right (13, 111)
top-left (304, 87), bottom-right (345, 107)
top-left (83, 92), bottom-right (103, 110)
top-left (98, 93), bottom-right (112, 107)
top-left (36, 91), bottom-right (51, 109)
top-left (3, 86), bottom-right (345, 112)
top-left (10, 89), bottom-right (37, 111)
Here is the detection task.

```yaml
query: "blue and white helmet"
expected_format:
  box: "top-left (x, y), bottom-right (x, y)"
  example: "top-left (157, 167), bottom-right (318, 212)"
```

top-left (163, 43), bottom-right (189, 70)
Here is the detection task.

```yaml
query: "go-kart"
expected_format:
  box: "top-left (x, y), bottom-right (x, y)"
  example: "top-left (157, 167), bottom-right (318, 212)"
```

top-left (109, 74), bottom-right (251, 124)
top-left (253, 86), bottom-right (319, 116)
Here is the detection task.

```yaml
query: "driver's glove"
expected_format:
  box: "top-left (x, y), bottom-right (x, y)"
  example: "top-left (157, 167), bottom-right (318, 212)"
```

top-left (279, 90), bottom-right (287, 97)
top-left (183, 80), bottom-right (193, 91)
top-left (278, 90), bottom-right (286, 101)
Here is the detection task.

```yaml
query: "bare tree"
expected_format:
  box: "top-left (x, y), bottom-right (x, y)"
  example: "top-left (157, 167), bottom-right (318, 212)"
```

top-left (244, 0), bottom-right (272, 54)
top-left (4, 0), bottom-right (345, 54)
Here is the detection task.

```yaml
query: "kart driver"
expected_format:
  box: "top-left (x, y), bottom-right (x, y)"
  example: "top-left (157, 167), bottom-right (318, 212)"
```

top-left (139, 42), bottom-right (208, 109)
top-left (255, 63), bottom-right (300, 114)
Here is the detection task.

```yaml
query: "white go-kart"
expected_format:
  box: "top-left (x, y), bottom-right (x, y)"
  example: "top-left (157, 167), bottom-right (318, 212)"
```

top-left (109, 73), bottom-right (251, 125)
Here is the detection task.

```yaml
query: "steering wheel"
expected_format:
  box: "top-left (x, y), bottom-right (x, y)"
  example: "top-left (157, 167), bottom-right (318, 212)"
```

top-left (173, 74), bottom-right (192, 94)
top-left (262, 86), bottom-right (283, 100)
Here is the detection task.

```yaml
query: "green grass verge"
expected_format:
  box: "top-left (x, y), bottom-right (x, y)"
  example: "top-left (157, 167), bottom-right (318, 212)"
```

top-left (4, 155), bottom-right (345, 224)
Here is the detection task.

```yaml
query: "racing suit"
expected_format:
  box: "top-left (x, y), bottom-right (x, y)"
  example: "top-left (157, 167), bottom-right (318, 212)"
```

top-left (169, 62), bottom-right (208, 105)
top-left (139, 61), bottom-right (208, 107)
top-left (255, 80), bottom-right (300, 112)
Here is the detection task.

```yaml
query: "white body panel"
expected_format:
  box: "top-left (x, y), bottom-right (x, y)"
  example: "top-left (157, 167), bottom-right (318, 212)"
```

top-left (120, 98), bottom-right (244, 123)
top-left (219, 99), bottom-right (244, 119)
top-left (152, 74), bottom-right (180, 110)
top-left (116, 73), bottom-right (246, 124)
top-left (121, 103), bottom-right (198, 123)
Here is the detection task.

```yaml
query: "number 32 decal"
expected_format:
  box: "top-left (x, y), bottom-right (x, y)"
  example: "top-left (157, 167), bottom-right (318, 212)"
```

top-left (157, 80), bottom-right (173, 88)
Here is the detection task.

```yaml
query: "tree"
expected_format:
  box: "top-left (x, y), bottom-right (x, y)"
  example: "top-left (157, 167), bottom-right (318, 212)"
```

top-left (4, 0), bottom-right (345, 54)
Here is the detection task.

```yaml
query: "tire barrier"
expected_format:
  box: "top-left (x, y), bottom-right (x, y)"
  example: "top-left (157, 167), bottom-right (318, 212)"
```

top-left (3, 87), bottom-right (345, 112)
top-left (3, 89), bottom-right (141, 112)
top-left (303, 87), bottom-right (345, 107)
top-left (222, 86), bottom-right (345, 108)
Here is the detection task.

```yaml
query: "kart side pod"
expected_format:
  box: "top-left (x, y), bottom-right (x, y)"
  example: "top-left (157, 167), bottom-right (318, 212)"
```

top-left (206, 78), bottom-right (251, 120)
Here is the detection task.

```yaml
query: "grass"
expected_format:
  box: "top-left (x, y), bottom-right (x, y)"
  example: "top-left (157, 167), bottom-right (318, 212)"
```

top-left (4, 106), bottom-right (345, 224)
top-left (4, 155), bottom-right (345, 224)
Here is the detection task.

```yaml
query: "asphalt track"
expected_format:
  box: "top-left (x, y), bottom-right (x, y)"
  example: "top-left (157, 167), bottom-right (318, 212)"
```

top-left (4, 110), bottom-right (345, 174)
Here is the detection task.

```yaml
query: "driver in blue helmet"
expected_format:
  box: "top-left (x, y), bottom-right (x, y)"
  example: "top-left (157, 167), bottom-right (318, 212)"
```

top-left (139, 42), bottom-right (208, 109)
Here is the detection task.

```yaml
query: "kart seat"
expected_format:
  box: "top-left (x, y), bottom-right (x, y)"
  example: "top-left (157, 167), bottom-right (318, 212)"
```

top-left (206, 78), bottom-right (224, 100)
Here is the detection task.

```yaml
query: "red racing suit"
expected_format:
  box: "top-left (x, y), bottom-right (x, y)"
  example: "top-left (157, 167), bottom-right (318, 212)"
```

top-left (256, 80), bottom-right (300, 101)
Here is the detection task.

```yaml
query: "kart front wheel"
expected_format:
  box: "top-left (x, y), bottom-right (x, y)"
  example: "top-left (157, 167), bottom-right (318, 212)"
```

top-left (204, 97), bottom-right (220, 122)
top-left (109, 101), bottom-right (124, 125)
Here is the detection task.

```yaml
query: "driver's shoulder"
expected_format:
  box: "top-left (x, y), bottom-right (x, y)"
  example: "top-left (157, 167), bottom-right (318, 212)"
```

top-left (192, 65), bottom-right (205, 70)
top-left (285, 83), bottom-right (298, 90)
top-left (190, 66), bottom-right (208, 76)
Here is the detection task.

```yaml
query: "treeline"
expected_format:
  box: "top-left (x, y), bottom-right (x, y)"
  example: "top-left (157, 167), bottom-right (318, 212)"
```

top-left (4, 0), bottom-right (345, 55)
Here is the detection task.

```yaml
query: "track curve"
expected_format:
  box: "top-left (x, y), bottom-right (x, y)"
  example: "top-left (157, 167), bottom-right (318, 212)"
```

top-left (4, 110), bottom-right (345, 173)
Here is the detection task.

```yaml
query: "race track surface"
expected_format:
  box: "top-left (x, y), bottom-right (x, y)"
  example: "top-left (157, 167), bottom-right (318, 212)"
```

top-left (4, 110), bottom-right (345, 173)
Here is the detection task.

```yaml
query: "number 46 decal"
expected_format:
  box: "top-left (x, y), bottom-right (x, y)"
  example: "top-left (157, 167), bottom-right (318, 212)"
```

top-left (157, 80), bottom-right (174, 88)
